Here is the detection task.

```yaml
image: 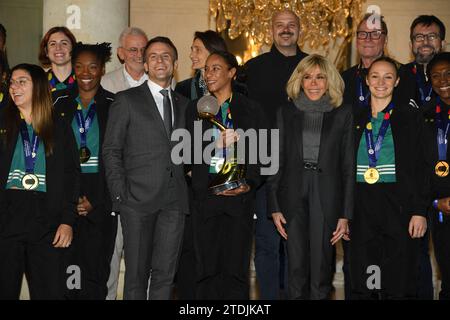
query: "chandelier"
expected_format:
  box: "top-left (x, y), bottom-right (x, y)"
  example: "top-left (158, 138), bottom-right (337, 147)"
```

top-left (209, 0), bottom-right (366, 65)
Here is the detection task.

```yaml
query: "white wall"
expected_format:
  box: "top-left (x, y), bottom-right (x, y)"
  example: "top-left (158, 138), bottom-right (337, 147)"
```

top-left (130, 0), bottom-right (212, 82)
top-left (43, 0), bottom-right (129, 72)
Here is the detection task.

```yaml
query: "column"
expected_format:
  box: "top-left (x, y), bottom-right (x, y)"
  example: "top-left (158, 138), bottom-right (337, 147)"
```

top-left (43, 0), bottom-right (129, 72)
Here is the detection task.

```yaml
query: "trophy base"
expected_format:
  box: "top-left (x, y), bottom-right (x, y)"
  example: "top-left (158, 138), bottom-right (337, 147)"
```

top-left (209, 178), bottom-right (247, 195)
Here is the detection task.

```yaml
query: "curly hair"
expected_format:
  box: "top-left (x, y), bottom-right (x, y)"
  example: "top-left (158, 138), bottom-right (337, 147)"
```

top-left (71, 42), bottom-right (112, 67)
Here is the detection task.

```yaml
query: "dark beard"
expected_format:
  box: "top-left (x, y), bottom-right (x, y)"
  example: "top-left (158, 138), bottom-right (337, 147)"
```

top-left (414, 45), bottom-right (436, 64)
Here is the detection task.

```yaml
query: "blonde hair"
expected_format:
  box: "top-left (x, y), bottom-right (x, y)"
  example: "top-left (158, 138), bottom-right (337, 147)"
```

top-left (286, 54), bottom-right (344, 108)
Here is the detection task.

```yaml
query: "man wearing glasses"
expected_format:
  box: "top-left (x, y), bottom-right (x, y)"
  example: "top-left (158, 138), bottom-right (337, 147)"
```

top-left (101, 27), bottom-right (149, 94)
top-left (101, 27), bottom-right (148, 300)
top-left (342, 13), bottom-right (387, 109)
top-left (403, 15), bottom-right (446, 108)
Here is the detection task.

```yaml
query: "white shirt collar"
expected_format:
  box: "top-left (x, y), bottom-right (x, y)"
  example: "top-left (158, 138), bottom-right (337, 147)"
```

top-left (147, 79), bottom-right (174, 125)
top-left (123, 66), bottom-right (148, 88)
top-left (147, 79), bottom-right (171, 97)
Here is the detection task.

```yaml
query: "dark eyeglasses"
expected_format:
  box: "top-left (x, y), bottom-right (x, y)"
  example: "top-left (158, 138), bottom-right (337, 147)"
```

top-left (356, 30), bottom-right (386, 40)
top-left (122, 47), bottom-right (146, 55)
top-left (412, 33), bottom-right (439, 42)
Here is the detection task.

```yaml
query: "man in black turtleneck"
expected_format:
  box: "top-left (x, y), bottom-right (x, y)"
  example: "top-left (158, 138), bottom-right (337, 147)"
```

top-left (240, 9), bottom-right (307, 300)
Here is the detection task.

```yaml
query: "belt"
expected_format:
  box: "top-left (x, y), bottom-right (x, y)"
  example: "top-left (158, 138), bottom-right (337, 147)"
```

top-left (303, 162), bottom-right (318, 170)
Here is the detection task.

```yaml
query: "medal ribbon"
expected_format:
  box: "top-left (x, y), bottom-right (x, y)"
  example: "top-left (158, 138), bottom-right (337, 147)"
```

top-left (413, 64), bottom-right (433, 105)
top-left (364, 101), bottom-right (394, 168)
top-left (356, 66), bottom-right (370, 108)
top-left (75, 101), bottom-right (97, 149)
top-left (19, 120), bottom-right (39, 174)
top-left (435, 97), bottom-right (450, 161)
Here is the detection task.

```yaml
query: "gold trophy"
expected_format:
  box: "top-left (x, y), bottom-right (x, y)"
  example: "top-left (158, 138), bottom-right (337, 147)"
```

top-left (197, 95), bottom-right (246, 194)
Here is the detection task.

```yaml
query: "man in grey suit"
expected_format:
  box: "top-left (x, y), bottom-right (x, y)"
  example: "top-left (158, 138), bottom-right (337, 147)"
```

top-left (101, 26), bottom-right (148, 300)
top-left (103, 36), bottom-right (189, 300)
top-left (101, 27), bottom-right (148, 94)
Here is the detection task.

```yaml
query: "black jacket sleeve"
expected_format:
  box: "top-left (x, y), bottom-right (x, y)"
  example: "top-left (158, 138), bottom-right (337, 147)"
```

top-left (60, 118), bottom-right (81, 227)
top-left (266, 106), bottom-right (285, 215)
top-left (340, 105), bottom-right (355, 220)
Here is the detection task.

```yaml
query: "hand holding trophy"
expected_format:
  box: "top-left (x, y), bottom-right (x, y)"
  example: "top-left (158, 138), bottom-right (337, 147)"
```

top-left (197, 95), bottom-right (247, 195)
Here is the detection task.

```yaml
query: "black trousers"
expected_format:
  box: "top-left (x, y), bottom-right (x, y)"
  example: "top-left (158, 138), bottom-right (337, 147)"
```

top-left (195, 195), bottom-right (254, 300)
top-left (175, 178), bottom-right (196, 300)
top-left (67, 209), bottom-right (114, 300)
top-left (0, 190), bottom-right (67, 300)
top-left (175, 214), bottom-right (196, 299)
top-left (286, 170), bottom-right (334, 300)
top-left (65, 173), bottom-right (115, 300)
top-left (350, 183), bottom-right (420, 299)
top-left (430, 208), bottom-right (450, 300)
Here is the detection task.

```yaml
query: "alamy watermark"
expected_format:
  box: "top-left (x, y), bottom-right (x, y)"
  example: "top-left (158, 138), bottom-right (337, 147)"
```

top-left (366, 265), bottom-right (381, 290)
top-left (170, 122), bottom-right (280, 176)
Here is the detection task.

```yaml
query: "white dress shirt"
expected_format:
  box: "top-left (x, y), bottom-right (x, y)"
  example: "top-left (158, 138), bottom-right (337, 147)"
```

top-left (123, 67), bottom-right (148, 88)
top-left (147, 79), bottom-right (174, 126)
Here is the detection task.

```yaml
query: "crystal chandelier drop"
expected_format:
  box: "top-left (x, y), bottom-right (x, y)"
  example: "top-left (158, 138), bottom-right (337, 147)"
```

top-left (209, 0), bottom-right (366, 64)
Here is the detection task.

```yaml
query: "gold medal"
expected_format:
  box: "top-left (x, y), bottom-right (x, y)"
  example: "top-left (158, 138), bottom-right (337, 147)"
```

top-left (364, 167), bottom-right (380, 184)
top-left (22, 173), bottom-right (39, 190)
top-left (435, 161), bottom-right (449, 177)
top-left (79, 147), bottom-right (91, 164)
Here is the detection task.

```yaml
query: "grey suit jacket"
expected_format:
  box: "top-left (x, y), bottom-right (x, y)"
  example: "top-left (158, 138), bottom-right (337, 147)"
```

top-left (101, 66), bottom-right (130, 94)
top-left (103, 81), bottom-right (189, 214)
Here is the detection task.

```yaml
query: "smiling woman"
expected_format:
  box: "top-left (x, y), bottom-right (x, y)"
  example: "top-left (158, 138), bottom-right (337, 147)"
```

top-left (350, 56), bottom-right (428, 299)
top-left (39, 26), bottom-right (77, 92)
top-left (186, 50), bottom-right (266, 300)
top-left (52, 42), bottom-right (117, 299)
top-left (0, 64), bottom-right (80, 299)
top-left (418, 52), bottom-right (450, 300)
top-left (71, 42), bottom-right (112, 107)
top-left (267, 54), bottom-right (353, 300)
top-left (175, 30), bottom-right (227, 101)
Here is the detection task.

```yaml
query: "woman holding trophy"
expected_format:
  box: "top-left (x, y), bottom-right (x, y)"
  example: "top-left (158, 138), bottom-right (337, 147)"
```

top-left (186, 50), bottom-right (266, 299)
top-left (267, 54), bottom-right (354, 299)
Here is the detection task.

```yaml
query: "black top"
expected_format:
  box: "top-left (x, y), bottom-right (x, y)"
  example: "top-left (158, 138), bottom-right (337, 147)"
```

top-left (342, 64), bottom-right (369, 109)
top-left (342, 61), bottom-right (417, 112)
top-left (240, 45), bottom-right (308, 127)
top-left (417, 97), bottom-right (450, 213)
top-left (53, 86), bottom-right (114, 220)
top-left (0, 110), bottom-right (80, 235)
top-left (0, 88), bottom-right (7, 110)
top-left (175, 71), bottom-right (204, 101)
top-left (400, 62), bottom-right (435, 108)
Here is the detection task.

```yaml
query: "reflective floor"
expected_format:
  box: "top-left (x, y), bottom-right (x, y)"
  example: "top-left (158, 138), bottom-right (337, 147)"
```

top-left (19, 240), bottom-right (441, 300)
